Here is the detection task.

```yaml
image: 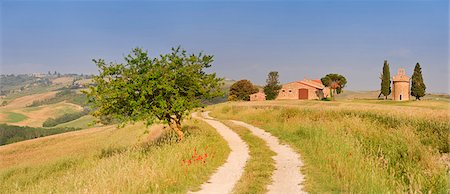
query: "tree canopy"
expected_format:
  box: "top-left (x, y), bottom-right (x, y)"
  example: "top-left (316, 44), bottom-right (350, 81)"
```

top-left (228, 80), bottom-right (258, 101)
top-left (321, 73), bottom-right (347, 100)
top-left (263, 71), bottom-right (282, 100)
top-left (85, 47), bottom-right (223, 141)
top-left (411, 63), bottom-right (426, 100)
top-left (380, 60), bottom-right (391, 99)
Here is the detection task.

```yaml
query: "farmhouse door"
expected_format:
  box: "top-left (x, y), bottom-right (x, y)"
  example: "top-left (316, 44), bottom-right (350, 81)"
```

top-left (298, 89), bottom-right (308, 99)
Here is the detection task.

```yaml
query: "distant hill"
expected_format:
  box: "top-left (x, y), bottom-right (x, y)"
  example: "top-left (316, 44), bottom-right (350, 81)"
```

top-left (0, 73), bottom-right (94, 102)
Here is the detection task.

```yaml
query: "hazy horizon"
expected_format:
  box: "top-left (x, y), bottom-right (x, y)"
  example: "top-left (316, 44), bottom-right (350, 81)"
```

top-left (1, 0), bottom-right (448, 93)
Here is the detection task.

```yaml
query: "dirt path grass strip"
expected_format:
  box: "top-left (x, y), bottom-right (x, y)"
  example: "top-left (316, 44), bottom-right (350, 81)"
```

top-left (231, 120), bottom-right (307, 194)
top-left (222, 121), bottom-right (276, 194)
top-left (190, 111), bottom-right (249, 194)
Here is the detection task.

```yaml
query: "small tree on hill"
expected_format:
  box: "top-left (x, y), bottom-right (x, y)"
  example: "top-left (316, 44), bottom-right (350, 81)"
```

top-left (229, 80), bottom-right (258, 101)
top-left (85, 47), bottom-right (223, 141)
top-left (379, 60), bottom-right (391, 100)
top-left (411, 62), bottom-right (426, 100)
top-left (320, 73), bottom-right (347, 100)
top-left (263, 71), bottom-right (282, 100)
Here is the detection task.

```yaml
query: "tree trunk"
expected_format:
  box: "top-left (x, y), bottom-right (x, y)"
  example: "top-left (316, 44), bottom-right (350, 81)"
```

top-left (169, 120), bottom-right (184, 141)
top-left (385, 96), bottom-right (387, 100)
top-left (330, 88), bottom-right (334, 101)
top-left (175, 120), bottom-right (184, 141)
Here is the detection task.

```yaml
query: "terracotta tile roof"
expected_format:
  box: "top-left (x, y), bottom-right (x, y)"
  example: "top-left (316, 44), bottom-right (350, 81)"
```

top-left (312, 79), bottom-right (322, 84)
top-left (282, 79), bottom-right (326, 89)
top-left (298, 80), bottom-right (325, 89)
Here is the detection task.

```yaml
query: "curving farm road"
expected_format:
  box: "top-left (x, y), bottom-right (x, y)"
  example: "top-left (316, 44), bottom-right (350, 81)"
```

top-left (190, 112), bottom-right (250, 194)
top-left (192, 111), bottom-right (306, 194)
top-left (231, 120), bottom-right (306, 194)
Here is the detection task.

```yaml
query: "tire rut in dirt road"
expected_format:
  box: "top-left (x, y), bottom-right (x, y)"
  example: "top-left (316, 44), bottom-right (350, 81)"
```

top-left (231, 120), bottom-right (307, 194)
top-left (190, 112), bottom-right (249, 194)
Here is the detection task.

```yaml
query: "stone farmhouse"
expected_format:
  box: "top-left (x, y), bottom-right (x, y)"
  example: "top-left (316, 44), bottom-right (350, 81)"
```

top-left (276, 79), bottom-right (330, 100)
top-left (250, 91), bottom-right (266, 101)
top-left (392, 68), bottom-right (410, 101)
top-left (250, 79), bottom-right (330, 101)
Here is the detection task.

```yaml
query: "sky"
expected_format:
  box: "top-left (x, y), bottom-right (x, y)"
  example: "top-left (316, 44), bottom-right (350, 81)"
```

top-left (1, 0), bottom-right (449, 93)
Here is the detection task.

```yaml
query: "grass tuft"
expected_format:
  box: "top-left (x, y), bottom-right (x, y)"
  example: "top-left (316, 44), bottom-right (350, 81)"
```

top-left (209, 101), bottom-right (449, 193)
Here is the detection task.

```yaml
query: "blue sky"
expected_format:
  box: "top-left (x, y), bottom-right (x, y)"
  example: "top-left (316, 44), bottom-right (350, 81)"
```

top-left (1, 0), bottom-right (448, 93)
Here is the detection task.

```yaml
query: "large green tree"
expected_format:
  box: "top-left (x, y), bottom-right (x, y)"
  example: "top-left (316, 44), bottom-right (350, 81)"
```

top-left (263, 71), bottom-right (282, 100)
top-left (379, 60), bottom-right (391, 99)
top-left (320, 73), bottom-right (347, 100)
top-left (85, 47), bottom-right (223, 141)
top-left (228, 80), bottom-right (258, 101)
top-left (411, 62), bottom-right (426, 100)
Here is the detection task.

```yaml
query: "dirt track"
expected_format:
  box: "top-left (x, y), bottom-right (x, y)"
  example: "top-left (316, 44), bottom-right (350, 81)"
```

top-left (190, 112), bottom-right (249, 194)
top-left (231, 120), bottom-right (306, 194)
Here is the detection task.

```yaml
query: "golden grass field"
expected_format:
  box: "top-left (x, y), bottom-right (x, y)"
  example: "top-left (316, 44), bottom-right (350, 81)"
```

top-left (3, 91), bottom-right (57, 109)
top-left (208, 99), bottom-right (449, 193)
top-left (0, 118), bottom-right (230, 193)
top-left (1, 86), bottom-right (448, 193)
top-left (51, 77), bottom-right (74, 85)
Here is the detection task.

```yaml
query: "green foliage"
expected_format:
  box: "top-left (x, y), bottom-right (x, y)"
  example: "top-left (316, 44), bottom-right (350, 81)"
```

top-left (320, 73), bottom-right (347, 100)
top-left (380, 60), bottom-right (391, 99)
top-left (0, 124), bottom-right (80, 146)
top-left (321, 97), bottom-right (332, 101)
top-left (85, 47), bottom-right (223, 140)
top-left (42, 109), bottom-right (89, 127)
top-left (229, 80), bottom-right (258, 101)
top-left (263, 71), bottom-right (282, 100)
top-left (411, 63), bottom-right (426, 100)
top-left (29, 89), bottom-right (87, 107)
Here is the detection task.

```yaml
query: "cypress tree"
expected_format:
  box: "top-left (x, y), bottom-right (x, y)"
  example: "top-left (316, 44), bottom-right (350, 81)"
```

top-left (411, 63), bottom-right (426, 100)
top-left (380, 60), bottom-right (391, 99)
top-left (263, 71), bottom-right (282, 100)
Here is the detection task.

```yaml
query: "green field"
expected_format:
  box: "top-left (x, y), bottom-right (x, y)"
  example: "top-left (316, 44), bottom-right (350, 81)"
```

top-left (54, 115), bottom-right (96, 129)
top-left (2, 112), bottom-right (28, 123)
top-left (209, 100), bottom-right (449, 193)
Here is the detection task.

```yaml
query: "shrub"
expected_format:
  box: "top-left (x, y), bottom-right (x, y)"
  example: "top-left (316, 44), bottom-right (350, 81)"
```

top-left (229, 80), bottom-right (258, 101)
top-left (0, 124), bottom-right (80, 146)
top-left (42, 109), bottom-right (89, 127)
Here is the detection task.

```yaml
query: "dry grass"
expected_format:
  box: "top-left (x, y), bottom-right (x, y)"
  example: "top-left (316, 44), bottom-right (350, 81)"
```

top-left (0, 102), bottom-right (83, 127)
top-left (3, 91), bottom-right (57, 109)
top-left (75, 78), bottom-right (93, 85)
top-left (209, 100), bottom-right (449, 193)
top-left (51, 77), bottom-right (74, 85)
top-left (0, 119), bottom-right (230, 193)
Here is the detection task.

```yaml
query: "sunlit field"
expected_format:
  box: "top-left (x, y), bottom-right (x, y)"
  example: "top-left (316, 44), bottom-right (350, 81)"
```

top-left (208, 99), bottom-right (449, 193)
top-left (0, 119), bottom-right (229, 193)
